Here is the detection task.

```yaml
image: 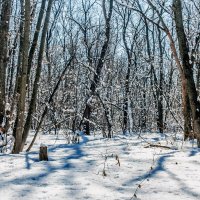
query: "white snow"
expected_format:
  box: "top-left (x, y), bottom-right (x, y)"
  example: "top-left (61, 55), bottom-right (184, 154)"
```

top-left (0, 134), bottom-right (15, 154)
top-left (0, 131), bottom-right (200, 200)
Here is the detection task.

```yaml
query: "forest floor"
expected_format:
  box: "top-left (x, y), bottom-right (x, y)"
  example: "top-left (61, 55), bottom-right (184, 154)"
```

top-left (0, 131), bottom-right (200, 200)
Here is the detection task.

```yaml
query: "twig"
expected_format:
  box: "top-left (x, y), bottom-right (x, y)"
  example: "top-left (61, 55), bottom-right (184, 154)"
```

top-left (144, 144), bottom-right (171, 149)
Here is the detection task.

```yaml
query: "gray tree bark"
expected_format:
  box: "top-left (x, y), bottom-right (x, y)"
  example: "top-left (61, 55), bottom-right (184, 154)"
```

top-left (13, 0), bottom-right (31, 153)
top-left (0, 0), bottom-right (12, 125)
top-left (173, 0), bottom-right (200, 146)
top-left (21, 0), bottom-right (54, 151)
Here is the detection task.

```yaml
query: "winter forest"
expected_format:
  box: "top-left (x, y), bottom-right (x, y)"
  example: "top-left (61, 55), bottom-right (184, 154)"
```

top-left (0, 0), bottom-right (200, 199)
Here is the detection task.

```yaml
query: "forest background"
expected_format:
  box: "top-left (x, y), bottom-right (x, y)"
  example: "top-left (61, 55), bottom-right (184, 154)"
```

top-left (0, 0), bottom-right (200, 153)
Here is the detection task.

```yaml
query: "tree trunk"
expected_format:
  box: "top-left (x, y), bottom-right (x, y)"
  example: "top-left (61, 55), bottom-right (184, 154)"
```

top-left (13, 0), bottom-right (31, 153)
top-left (147, 0), bottom-right (193, 137)
top-left (182, 76), bottom-right (192, 140)
top-left (157, 24), bottom-right (164, 133)
top-left (27, 0), bottom-right (47, 83)
top-left (39, 145), bottom-right (48, 161)
top-left (173, 0), bottom-right (200, 146)
top-left (121, 9), bottom-right (131, 134)
top-left (83, 104), bottom-right (91, 135)
top-left (0, 0), bottom-right (11, 125)
top-left (82, 0), bottom-right (114, 135)
top-left (21, 0), bottom-right (53, 152)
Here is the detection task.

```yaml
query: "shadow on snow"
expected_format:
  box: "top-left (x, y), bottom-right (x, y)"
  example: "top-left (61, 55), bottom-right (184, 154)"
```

top-left (1, 133), bottom-right (90, 199)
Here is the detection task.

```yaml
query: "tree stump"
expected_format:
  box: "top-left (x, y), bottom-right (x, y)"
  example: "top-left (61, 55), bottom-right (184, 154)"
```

top-left (39, 145), bottom-right (48, 161)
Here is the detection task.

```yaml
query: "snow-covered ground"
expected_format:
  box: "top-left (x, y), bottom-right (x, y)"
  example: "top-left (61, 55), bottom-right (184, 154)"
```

top-left (0, 131), bottom-right (200, 200)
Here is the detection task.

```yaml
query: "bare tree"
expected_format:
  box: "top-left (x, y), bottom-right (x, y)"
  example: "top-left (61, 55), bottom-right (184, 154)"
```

top-left (13, 0), bottom-right (31, 153)
top-left (80, 0), bottom-right (114, 136)
top-left (173, 0), bottom-right (200, 145)
top-left (0, 0), bottom-right (12, 125)
top-left (21, 0), bottom-right (54, 151)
